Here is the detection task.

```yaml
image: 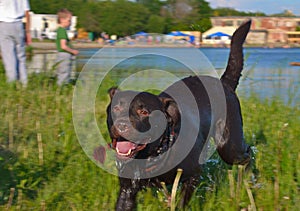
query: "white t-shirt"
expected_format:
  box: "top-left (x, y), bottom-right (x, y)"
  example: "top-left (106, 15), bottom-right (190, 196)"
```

top-left (0, 0), bottom-right (30, 22)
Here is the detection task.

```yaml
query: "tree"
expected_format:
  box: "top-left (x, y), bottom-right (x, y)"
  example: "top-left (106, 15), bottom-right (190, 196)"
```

top-left (146, 15), bottom-right (165, 33)
top-left (31, 0), bottom-right (212, 34)
top-left (30, 0), bottom-right (82, 14)
top-left (76, 2), bottom-right (102, 32)
top-left (161, 0), bottom-right (212, 32)
top-left (97, 0), bottom-right (150, 36)
top-left (273, 10), bottom-right (296, 17)
top-left (192, 0), bottom-right (212, 32)
top-left (136, 0), bottom-right (165, 15)
top-left (212, 7), bottom-right (266, 17)
top-left (195, 0), bottom-right (211, 18)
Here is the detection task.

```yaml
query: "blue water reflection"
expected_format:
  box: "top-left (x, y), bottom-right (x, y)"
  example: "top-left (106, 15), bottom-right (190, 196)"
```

top-left (28, 47), bottom-right (300, 106)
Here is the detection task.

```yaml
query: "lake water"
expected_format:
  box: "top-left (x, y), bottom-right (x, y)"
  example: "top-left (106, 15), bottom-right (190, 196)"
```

top-left (28, 47), bottom-right (300, 107)
top-left (201, 47), bottom-right (300, 106)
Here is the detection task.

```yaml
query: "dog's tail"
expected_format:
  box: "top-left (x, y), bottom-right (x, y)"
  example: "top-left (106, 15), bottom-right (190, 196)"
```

top-left (220, 20), bottom-right (251, 91)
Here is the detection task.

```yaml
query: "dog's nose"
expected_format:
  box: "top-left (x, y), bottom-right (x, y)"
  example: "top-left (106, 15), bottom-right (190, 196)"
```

top-left (115, 120), bottom-right (130, 133)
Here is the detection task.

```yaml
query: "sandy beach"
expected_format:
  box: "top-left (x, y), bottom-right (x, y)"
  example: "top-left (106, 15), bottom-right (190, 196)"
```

top-left (30, 40), bottom-right (198, 51)
top-left (30, 41), bottom-right (103, 51)
top-left (29, 40), bottom-right (300, 55)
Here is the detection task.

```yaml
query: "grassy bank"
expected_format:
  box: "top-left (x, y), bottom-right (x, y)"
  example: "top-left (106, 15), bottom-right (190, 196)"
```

top-left (0, 64), bottom-right (299, 210)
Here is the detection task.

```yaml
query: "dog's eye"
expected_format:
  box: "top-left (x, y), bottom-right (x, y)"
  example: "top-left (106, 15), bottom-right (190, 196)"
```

top-left (113, 105), bottom-right (120, 112)
top-left (137, 109), bottom-right (149, 116)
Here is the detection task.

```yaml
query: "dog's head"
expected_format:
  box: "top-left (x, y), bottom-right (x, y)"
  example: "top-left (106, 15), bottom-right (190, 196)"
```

top-left (106, 87), bottom-right (179, 160)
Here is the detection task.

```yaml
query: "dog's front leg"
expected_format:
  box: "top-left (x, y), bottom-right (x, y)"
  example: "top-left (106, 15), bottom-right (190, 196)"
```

top-left (178, 175), bottom-right (200, 209)
top-left (116, 178), bottom-right (139, 211)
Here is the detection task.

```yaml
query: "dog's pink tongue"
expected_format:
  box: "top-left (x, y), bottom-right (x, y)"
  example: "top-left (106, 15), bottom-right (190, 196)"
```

top-left (116, 142), bottom-right (136, 154)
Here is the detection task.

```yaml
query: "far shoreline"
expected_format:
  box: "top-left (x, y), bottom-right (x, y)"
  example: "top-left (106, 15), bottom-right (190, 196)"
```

top-left (30, 41), bottom-right (300, 54)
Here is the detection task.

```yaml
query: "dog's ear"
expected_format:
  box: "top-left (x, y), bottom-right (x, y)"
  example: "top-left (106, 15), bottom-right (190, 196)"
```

top-left (107, 87), bottom-right (118, 100)
top-left (160, 97), bottom-right (180, 125)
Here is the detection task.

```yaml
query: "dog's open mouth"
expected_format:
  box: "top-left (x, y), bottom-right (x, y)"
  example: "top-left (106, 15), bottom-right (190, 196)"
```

top-left (115, 140), bottom-right (146, 159)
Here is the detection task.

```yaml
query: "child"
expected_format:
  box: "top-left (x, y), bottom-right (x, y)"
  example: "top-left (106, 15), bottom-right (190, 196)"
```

top-left (56, 8), bottom-right (79, 86)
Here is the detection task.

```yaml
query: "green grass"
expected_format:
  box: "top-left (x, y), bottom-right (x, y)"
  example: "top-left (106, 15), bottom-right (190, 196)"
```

top-left (0, 63), bottom-right (299, 210)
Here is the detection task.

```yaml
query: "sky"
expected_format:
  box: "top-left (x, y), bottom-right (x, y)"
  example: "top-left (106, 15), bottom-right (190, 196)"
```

top-left (206, 0), bottom-right (300, 15)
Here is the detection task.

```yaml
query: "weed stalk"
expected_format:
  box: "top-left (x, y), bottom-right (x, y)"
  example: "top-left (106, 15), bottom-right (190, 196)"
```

top-left (171, 168), bottom-right (183, 211)
top-left (8, 113), bottom-right (13, 149)
top-left (36, 121), bottom-right (44, 165)
top-left (244, 179), bottom-right (257, 211)
top-left (16, 189), bottom-right (22, 210)
top-left (236, 165), bottom-right (245, 209)
top-left (228, 169), bottom-right (235, 199)
top-left (160, 182), bottom-right (170, 202)
top-left (41, 200), bottom-right (46, 211)
top-left (6, 187), bottom-right (15, 210)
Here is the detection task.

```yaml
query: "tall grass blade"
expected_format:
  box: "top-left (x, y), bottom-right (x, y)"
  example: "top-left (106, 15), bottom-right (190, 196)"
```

top-left (171, 168), bottom-right (183, 211)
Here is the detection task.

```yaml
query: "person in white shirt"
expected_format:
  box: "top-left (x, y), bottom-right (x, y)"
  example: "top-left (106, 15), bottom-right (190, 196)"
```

top-left (0, 0), bottom-right (31, 86)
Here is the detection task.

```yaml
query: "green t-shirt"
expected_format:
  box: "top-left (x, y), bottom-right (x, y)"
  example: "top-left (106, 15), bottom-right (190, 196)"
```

top-left (56, 27), bottom-right (71, 52)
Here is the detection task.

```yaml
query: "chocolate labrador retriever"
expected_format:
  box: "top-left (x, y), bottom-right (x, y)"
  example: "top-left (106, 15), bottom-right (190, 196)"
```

top-left (106, 20), bottom-right (252, 210)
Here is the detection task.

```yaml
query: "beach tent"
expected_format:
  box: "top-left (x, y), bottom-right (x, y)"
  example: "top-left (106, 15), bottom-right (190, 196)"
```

top-left (134, 31), bottom-right (148, 36)
top-left (206, 32), bottom-right (231, 39)
top-left (167, 31), bottom-right (190, 37)
top-left (167, 31), bottom-right (195, 43)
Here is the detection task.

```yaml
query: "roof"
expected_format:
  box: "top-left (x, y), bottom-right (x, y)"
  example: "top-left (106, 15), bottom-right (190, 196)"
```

top-left (167, 31), bottom-right (190, 36)
top-left (202, 26), bottom-right (236, 37)
top-left (206, 31), bottom-right (231, 38)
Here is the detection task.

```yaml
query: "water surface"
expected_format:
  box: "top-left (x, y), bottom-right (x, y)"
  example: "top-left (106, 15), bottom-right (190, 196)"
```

top-left (28, 47), bottom-right (300, 106)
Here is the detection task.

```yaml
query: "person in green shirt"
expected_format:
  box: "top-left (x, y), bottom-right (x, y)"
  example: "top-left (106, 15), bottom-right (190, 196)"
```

top-left (55, 8), bottom-right (78, 86)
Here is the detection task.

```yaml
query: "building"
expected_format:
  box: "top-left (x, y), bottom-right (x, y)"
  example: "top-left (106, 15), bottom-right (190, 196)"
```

top-left (202, 26), bottom-right (236, 45)
top-left (286, 31), bottom-right (300, 44)
top-left (209, 17), bottom-right (300, 45)
top-left (27, 12), bottom-right (77, 40)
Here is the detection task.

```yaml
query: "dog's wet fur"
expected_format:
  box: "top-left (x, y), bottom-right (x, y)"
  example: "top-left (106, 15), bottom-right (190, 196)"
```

top-left (106, 20), bottom-right (252, 210)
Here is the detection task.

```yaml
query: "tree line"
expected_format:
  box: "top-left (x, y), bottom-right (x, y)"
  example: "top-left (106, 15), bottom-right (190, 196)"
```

top-left (30, 0), bottom-right (290, 37)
